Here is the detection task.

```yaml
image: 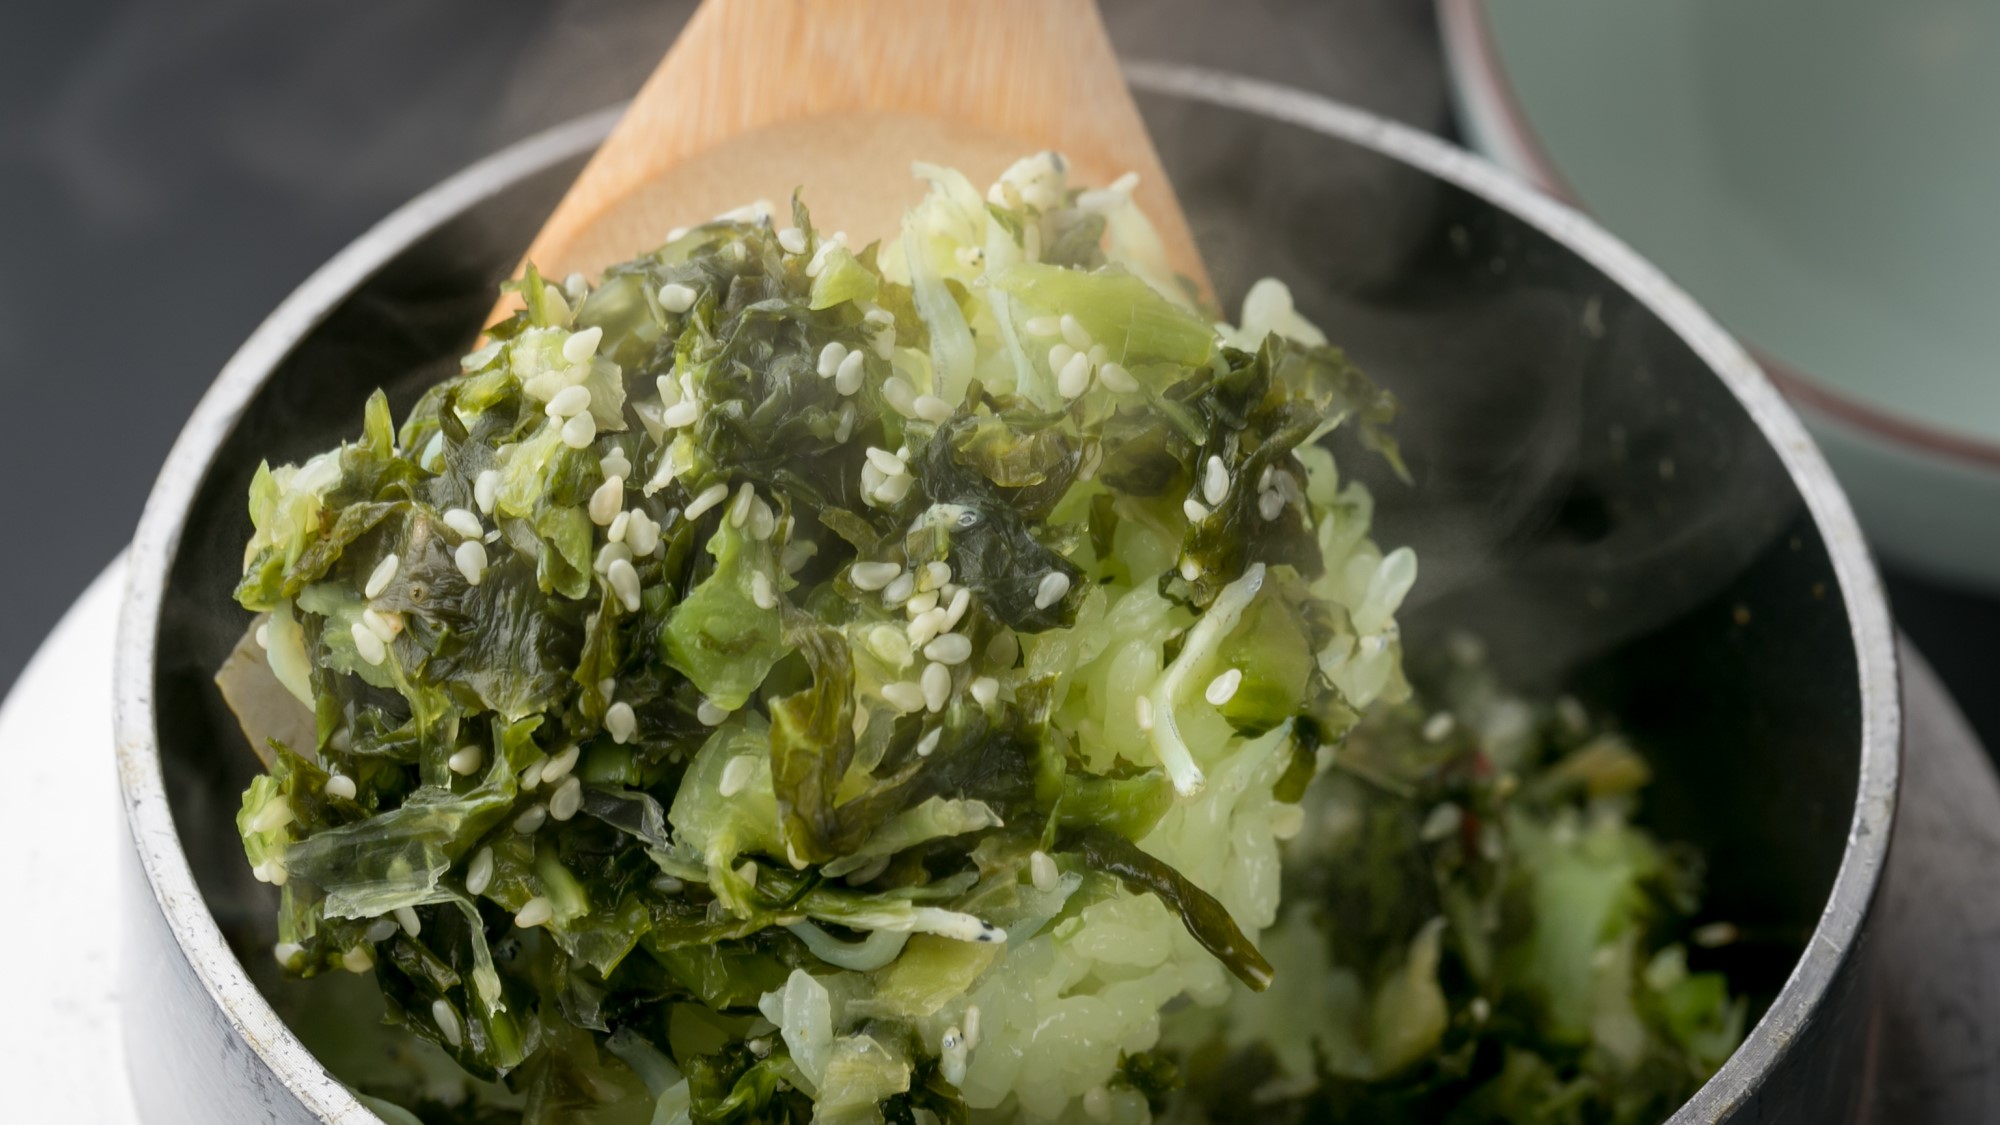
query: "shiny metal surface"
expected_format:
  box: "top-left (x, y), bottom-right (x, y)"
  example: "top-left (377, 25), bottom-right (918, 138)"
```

top-left (114, 69), bottom-right (1899, 1123)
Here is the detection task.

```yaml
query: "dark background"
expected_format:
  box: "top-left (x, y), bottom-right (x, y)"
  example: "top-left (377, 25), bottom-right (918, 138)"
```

top-left (3, 0), bottom-right (1991, 750)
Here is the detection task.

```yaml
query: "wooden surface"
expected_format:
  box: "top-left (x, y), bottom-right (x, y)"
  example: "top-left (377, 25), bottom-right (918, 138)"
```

top-left (513, 0), bottom-right (1207, 294)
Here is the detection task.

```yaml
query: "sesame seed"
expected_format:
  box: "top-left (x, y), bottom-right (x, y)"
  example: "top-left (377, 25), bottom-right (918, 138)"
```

top-left (361, 607), bottom-right (399, 643)
top-left (778, 227), bottom-right (808, 254)
top-left (1422, 712), bottom-right (1456, 742)
top-left (882, 377), bottom-right (919, 418)
top-left (751, 571), bottom-right (778, 610)
top-left (395, 906), bottom-right (422, 938)
top-left (364, 554), bottom-right (399, 599)
top-left (546, 383), bottom-right (592, 419)
top-left (727, 482), bottom-right (756, 528)
top-left (921, 662), bottom-right (951, 712)
top-left (587, 475), bottom-right (625, 526)
top-left (925, 633), bottom-right (974, 665)
top-left (719, 754), bottom-right (756, 798)
top-left (600, 449), bottom-right (633, 479)
top-left (658, 283), bottom-right (697, 313)
top-left (1025, 316), bottom-right (1060, 336)
top-left (351, 622), bottom-right (388, 666)
top-left (697, 699), bottom-right (730, 726)
top-left (817, 341), bottom-right (849, 378)
top-left (1030, 850), bottom-right (1058, 891)
top-left (466, 847), bottom-right (494, 896)
top-left (905, 589), bottom-right (940, 617)
top-left (1097, 362), bottom-right (1138, 393)
top-left (882, 572), bottom-right (916, 607)
top-left (607, 510), bottom-right (630, 543)
top-left (851, 561), bottom-right (902, 591)
top-left (964, 1005), bottom-right (982, 1048)
top-left (942, 587), bottom-right (972, 631)
top-left (1060, 314), bottom-right (1093, 350)
top-left (865, 446), bottom-right (906, 475)
top-left (684, 482), bottom-right (730, 520)
top-left (341, 945), bottom-right (373, 974)
top-left (873, 471), bottom-right (915, 504)
top-left (1049, 343), bottom-right (1076, 372)
top-left (881, 681), bottom-right (926, 713)
top-left (474, 470), bottom-right (500, 514)
top-left (448, 744), bottom-right (483, 775)
top-left (1057, 351), bottom-right (1094, 399)
top-left (970, 677), bottom-right (999, 707)
top-left (922, 560), bottom-right (953, 590)
top-left (913, 394), bottom-right (953, 422)
top-left (454, 540), bottom-right (488, 586)
top-left (1135, 695), bottom-right (1153, 731)
top-left (253, 622), bottom-right (269, 649)
top-left (514, 804), bottom-right (548, 834)
top-left (542, 745), bottom-right (581, 784)
top-left (1034, 571), bottom-right (1070, 610)
top-left (324, 774), bottom-right (356, 801)
top-left (907, 607), bottom-right (948, 649)
top-left (1089, 344), bottom-right (1108, 366)
top-left (1271, 803), bottom-right (1306, 840)
top-left (548, 776), bottom-right (583, 821)
top-left (561, 411), bottom-right (597, 448)
top-left (1179, 558), bottom-right (1203, 582)
top-left (915, 728), bottom-right (942, 757)
top-left (1205, 668), bottom-right (1243, 705)
top-left (442, 508), bottom-right (483, 538)
top-left (522, 758), bottom-right (546, 789)
top-left (594, 541), bottom-right (631, 575)
top-left (599, 677), bottom-right (616, 701)
top-left (626, 510), bottom-right (660, 555)
top-left (836, 353), bottom-right (868, 396)
top-left (543, 283), bottom-right (571, 323)
top-left (514, 896), bottom-right (554, 928)
top-left (1083, 1086), bottom-right (1111, 1120)
top-left (419, 432), bottom-right (446, 471)
top-left (661, 400), bottom-right (700, 429)
top-left (607, 558), bottom-right (642, 612)
top-left (1203, 456), bottom-right (1230, 506)
top-left (834, 402), bottom-right (857, 442)
top-left (272, 942), bottom-right (303, 968)
top-left (1183, 497), bottom-right (1211, 522)
top-left (1258, 489), bottom-right (1285, 521)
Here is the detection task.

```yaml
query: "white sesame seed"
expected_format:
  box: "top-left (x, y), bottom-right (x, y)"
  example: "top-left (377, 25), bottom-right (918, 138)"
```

top-left (466, 847), bottom-right (494, 896)
top-left (657, 283), bottom-right (697, 313)
top-left (324, 774), bottom-right (356, 800)
top-left (661, 399), bottom-right (700, 429)
top-left (921, 560), bottom-right (953, 590)
top-left (607, 510), bottom-right (630, 543)
top-left (364, 554), bottom-right (399, 599)
top-left (942, 587), bottom-right (972, 631)
top-left (1205, 668), bottom-right (1243, 706)
top-left (473, 470), bottom-right (500, 515)
top-left (1089, 344), bottom-right (1107, 366)
top-left (817, 341), bottom-right (849, 378)
top-left (514, 804), bottom-right (548, 834)
top-left (341, 945), bottom-right (373, 974)
top-left (833, 402), bottom-right (858, 443)
top-left (873, 471), bottom-right (915, 504)
top-left (351, 622), bottom-right (388, 666)
top-left (865, 446), bottom-right (906, 475)
top-left (546, 383), bottom-right (592, 419)
top-left (1025, 316), bottom-right (1060, 336)
top-left (586, 475), bottom-right (624, 526)
top-left (361, 607), bottom-right (399, 643)
top-left (915, 728), bottom-right (942, 757)
top-left (718, 753), bottom-right (756, 798)
top-left (697, 699), bottom-right (730, 726)
top-left (1030, 850), bottom-right (1059, 892)
top-left (455, 540), bottom-right (488, 586)
top-left (626, 509), bottom-right (660, 555)
top-left (1203, 456), bottom-right (1230, 506)
top-left (272, 942), bottom-right (304, 968)
top-left (254, 621), bottom-right (269, 649)
top-left (964, 1005), bottom-right (982, 1048)
top-left (600, 450), bottom-right (633, 479)
top-left (442, 507), bottom-right (483, 538)
top-left (1034, 571), bottom-right (1071, 610)
top-left (595, 541), bottom-right (632, 575)
top-left (778, 227), bottom-right (808, 254)
top-left (1135, 695), bottom-right (1153, 732)
top-left (727, 482), bottom-right (756, 528)
top-left (1097, 362), bottom-right (1138, 393)
top-left (1271, 803), bottom-right (1306, 840)
top-left (599, 678), bottom-right (616, 702)
top-left (1180, 558), bottom-right (1203, 582)
top-left (1049, 343), bottom-right (1076, 373)
top-left (913, 394), bottom-right (953, 422)
top-left (514, 896), bottom-right (554, 928)
top-left (607, 558), bottom-right (642, 612)
top-left (1057, 351), bottom-right (1094, 399)
top-left (751, 571), bottom-right (778, 610)
top-left (684, 482), bottom-right (730, 519)
top-left (396, 906), bottom-right (422, 938)
top-left (549, 776), bottom-right (583, 821)
top-left (448, 744), bottom-right (483, 775)
top-left (1083, 1086), bottom-right (1111, 1121)
top-left (881, 681), bottom-right (926, 713)
top-left (882, 376), bottom-right (918, 416)
top-left (1422, 712), bottom-right (1456, 742)
top-left (561, 411), bottom-right (597, 448)
top-left (921, 662), bottom-right (951, 712)
top-left (836, 353), bottom-right (868, 396)
top-left (543, 283), bottom-right (571, 323)
top-left (906, 611), bottom-right (944, 650)
top-left (970, 677), bottom-right (999, 707)
top-left (1183, 497), bottom-right (1211, 522)
top-left (542, 744), bottom-right (581, 784)
top-left (851, 561), bottom-right (902, 591)
top-left (1059, 314), bottom-right (1093, 350)
top-left (882, 572), bottom-right (916, 607)
top-left (906, 589), bottom-right (940, 617)
top-left (924, 633), bottom-right (974, 665)
top-left (1258, 489), bottom-right (1285, 521)
top-left (522, 758), bottom-right (546, 790)
top-left (419, 431), bottom-right (445, 472)
top-left (330, 727), bottom-right (353, 752)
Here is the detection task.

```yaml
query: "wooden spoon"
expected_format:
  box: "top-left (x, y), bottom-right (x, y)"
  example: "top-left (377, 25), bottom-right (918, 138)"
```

top-left (507, 0), bottom-right (1207, 306)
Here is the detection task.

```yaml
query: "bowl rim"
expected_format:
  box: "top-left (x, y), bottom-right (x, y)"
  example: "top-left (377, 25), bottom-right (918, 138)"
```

top-left (1435, 0), bottom-right (2000, 473)
top-left (115, 64), bottom-right (1900, 1123)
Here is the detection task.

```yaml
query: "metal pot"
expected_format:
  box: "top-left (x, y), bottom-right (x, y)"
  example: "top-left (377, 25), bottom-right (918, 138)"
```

top-left (114, 67), bottom-right (1899, 1123)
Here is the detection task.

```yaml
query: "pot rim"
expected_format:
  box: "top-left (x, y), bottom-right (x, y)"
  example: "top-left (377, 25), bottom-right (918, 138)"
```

top-left (115, 65), bottom-right (1900, 1123)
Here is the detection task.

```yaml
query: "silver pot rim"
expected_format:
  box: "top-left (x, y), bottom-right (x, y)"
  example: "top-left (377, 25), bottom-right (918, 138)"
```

top-left (113, 65), bottom-right (1900, 1123)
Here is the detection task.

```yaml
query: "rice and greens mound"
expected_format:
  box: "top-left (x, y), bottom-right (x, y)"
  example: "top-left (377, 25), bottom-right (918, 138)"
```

top-left (228, 154), bottom-right (1742, 1124)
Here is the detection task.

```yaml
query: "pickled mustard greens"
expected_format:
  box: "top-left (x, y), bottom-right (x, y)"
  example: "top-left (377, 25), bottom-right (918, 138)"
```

top-left (227, 154), bottom-right (1741, 1125)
